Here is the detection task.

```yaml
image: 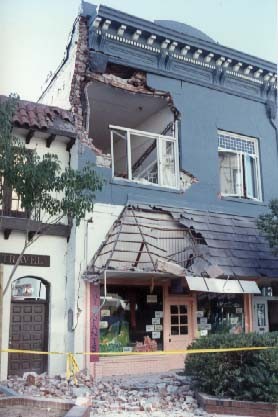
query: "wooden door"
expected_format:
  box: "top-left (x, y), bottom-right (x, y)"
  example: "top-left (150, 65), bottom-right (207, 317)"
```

top-left (164, 299), bottom-right (193, 351)
top-left (8, 301), bottom-right (48, 376)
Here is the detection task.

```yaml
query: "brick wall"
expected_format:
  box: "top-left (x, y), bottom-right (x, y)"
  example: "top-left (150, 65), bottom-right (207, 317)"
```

top-left (197, 393), bottom-right (278, 417)
top-left (91, 354), bottom-right (185, 378)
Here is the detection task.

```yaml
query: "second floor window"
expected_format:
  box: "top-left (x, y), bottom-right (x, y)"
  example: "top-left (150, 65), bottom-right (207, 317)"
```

top-left (110, 125), bottom-right (179, 189)
top-left (0, 176), bottom-right (24, 216)
top-left (218, 130), bottom-right (261, 201)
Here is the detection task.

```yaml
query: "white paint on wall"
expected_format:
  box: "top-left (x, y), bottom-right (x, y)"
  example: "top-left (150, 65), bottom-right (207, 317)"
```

top-left (0, 232), bottom-right (68, 379)
top-left (65, 203), bottom-right (124, 369)
top-left (136, 106), bottom-right (174, 136)
top-left (39, 27), bottom-right (78, 108)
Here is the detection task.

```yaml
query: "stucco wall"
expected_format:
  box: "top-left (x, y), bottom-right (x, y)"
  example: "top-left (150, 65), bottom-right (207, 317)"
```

top-left (65, 202), bottom-right (124, 370)
top-left (24, 134), bottom-right (70, 169)
top-left (39, 25), bottom-right (78, 108)
top-left (0, 233), bottom-right (68, 379)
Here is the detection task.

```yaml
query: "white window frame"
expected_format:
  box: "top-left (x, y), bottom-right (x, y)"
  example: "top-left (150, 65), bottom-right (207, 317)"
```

top-left (110, 125), bottom-right (179, 189)
top-left (218, 130), bottom-right (262, 201)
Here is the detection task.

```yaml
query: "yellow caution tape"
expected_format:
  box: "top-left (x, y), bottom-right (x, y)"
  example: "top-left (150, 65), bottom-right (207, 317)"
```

top-left (66, 352), bottom-right (80, 384)
top-left (2, 346), bottom-right (277, 356)
top-left (2, 346), bottom-right (277, 383)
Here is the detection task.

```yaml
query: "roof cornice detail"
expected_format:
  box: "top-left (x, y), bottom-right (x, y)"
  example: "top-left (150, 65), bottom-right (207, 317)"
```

top-left (88, 5), bottom-right (277, 91)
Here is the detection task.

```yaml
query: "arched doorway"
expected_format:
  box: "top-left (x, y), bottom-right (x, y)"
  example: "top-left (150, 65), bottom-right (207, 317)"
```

top-left (8, 276), bottom-right (49, 376)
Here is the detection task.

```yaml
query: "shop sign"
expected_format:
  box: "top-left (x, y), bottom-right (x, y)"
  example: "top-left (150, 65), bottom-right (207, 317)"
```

top-left (147, 294), bottom-right (157, 303)
top-left (0, 252), bottom-right (50, 267)
top-left (198, 323), bottom-right (212, 331)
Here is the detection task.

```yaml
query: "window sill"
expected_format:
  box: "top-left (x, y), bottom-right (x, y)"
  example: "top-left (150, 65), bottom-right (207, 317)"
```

top-left (221, 196), bottom-right (267, 206)
top-left (110, 177), bottom-right (182, 194)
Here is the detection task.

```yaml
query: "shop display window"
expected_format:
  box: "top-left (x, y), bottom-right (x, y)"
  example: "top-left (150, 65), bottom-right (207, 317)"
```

top-left (99, 285), bottom-right (163, 352)
top-left (196, 294), bottom-right (244, 336)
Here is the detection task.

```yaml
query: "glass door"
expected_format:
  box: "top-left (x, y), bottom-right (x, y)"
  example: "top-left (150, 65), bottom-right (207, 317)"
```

top-left (165, 299), bottom-right (192, 351)
top-left (253, 297), bottom-right (269, 333)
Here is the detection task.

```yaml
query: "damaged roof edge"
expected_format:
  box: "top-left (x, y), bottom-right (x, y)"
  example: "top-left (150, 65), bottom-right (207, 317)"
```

top-left (93, 3), bottom-right (276, 70)
top-left (38, 16), bottom-right (79, 103)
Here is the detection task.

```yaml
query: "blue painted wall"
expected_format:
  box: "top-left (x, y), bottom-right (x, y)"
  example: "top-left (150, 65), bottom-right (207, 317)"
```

top-left (79, 6), bottom-right (278, 217)
top-left (80, 71), bottom-right (277, 217)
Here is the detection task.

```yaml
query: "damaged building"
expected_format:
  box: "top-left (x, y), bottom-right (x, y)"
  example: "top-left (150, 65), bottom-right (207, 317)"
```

top-left (37, 2), bottom-right (278, 377)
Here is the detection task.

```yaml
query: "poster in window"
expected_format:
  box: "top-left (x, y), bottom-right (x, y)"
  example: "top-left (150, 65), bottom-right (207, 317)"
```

top-left (155, 311), bottom-right (164, 318)
top-left (152, 318), bottom-right (160, 325)
top-left (101, 309), bottom-right (110, 317)
top-left (196, 311), bottom-right (204, 318)
top-left (100, 321), bottom-right (108, 329)
top-left (200, 317), bottom-right (207, 324)
top-left (200, 329), bottom-right (208, 336)
top-left (198, 323), bottom-right (212, 331)
top-left (147, 294), bottom-right (157, 303)
top-left (154, 324), bottom-right (163, 331)
top-left (152, 331), bottom-right (160, 339)
top-left (146, 325), bottom-right (155, 332)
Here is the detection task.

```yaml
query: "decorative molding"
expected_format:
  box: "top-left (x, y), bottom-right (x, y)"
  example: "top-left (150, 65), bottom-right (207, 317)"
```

top-left (88, 15), bottom-right (277, 101)
top-left (265, 100), bottom-right (277, 121)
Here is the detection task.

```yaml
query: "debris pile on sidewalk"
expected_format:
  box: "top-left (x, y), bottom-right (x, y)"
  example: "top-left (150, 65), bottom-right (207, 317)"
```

top-left (0, 371), bottom-right (215, 417)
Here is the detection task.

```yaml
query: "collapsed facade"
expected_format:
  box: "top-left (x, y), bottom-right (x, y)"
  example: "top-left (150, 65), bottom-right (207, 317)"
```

top-left (1, 2), bottom-right (277, 378)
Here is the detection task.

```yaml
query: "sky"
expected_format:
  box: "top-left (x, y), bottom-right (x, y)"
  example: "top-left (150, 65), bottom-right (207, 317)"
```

top-left (0, 0), bottom-right (277, 102)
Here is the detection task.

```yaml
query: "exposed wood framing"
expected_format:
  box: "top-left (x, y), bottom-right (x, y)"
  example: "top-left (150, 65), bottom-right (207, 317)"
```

top-left (46, 134), bottom-right (56, 148)
top-left (25, 130), bottom-right (35, 144)
top-left (84, 205), bottom-right (195, 278)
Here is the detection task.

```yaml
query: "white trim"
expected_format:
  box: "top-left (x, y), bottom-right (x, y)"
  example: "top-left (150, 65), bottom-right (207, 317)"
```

top-left (218, 130), bottom-right (262, 201)
top-left (110, 129), bottom-right (114, 177)
top-left (109, 125), bottom-right (175, 142)
top-left (126, 130), bottom-right (132, 180)
top-left (110, 125), bottom-right (179, 189)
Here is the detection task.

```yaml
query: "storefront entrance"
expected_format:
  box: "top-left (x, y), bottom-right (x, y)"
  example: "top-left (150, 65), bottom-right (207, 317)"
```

top-left (164, 298), bottom-right (192, 351)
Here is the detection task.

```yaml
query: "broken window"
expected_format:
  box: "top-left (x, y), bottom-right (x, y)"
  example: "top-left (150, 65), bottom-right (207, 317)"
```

top-left (87, 80), bottom-right (179, 188)
top-left (111, 126), bottom-right (178, 188)
top-left (218, 130), bottom-right (261, 200)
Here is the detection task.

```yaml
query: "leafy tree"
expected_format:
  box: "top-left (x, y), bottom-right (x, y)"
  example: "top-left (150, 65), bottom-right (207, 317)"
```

top-left (257, 199), bottom-right (278, 255)
top-left (0, 95), bottom-right (104, 295)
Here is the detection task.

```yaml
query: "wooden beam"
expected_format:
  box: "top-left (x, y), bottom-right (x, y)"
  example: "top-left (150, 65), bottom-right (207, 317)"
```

top-left (3, 229), bottom-right (11, 240)
top-left (0, 217), bottom-right (70, 238)
top-left (46, 134), bottom-right (56, 148)
top-left (66, 138), bottom-right (75, 152)
top-left (25, 130), bottom-right (35, 144)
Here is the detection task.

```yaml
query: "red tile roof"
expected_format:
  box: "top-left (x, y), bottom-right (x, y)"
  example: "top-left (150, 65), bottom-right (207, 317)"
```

top-left (0, 96), bottom-right (76, 137)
